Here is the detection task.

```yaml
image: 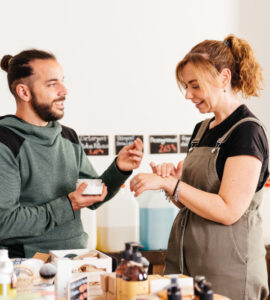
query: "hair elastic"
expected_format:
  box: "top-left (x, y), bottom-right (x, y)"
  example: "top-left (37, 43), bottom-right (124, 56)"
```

top-left (223, 40), bottom-right (232, 49)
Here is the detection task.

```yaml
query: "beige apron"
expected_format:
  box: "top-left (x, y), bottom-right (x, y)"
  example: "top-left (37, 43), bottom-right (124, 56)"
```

top-left (164, 117), bottom-right (268, 300)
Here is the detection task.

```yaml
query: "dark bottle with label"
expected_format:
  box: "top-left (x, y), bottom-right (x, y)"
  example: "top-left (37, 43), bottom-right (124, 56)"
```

top-left (167, 277), bottom-right (182, 300)
top-left (199, 282), bottom-right (213, 300)
top-left (116, 242), bottom-right (133, 277)
top-left (130, 243), bottom-right (150, 273)
top-left (121, 244), bottom-right (148, 300)
top-left (116, 242), bottom-right (133, 300)
top-left (194, 275), bottom-right (206, 299)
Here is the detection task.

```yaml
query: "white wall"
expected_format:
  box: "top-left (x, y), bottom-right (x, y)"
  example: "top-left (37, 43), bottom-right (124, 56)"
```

top-left (0, 0), bottom-right (240, 172)
top-left (1, 0), bottom-right (270, 242)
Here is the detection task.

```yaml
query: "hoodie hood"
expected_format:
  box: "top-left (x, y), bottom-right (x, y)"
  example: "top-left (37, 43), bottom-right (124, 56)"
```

top-left (0, 115), bottom-right (62, 146)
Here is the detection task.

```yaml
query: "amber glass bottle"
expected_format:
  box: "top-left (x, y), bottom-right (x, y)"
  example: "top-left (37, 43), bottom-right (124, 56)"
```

top-left (121, 261), bottom-right (148, 300)
top-left (121, 245), bottom-right (148, 300)
top-left (115, 242), bottom-right (133, 300)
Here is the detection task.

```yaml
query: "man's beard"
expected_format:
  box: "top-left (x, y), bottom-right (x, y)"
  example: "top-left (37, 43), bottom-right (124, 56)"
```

top-left (31, 92), bottom-right (65, 122)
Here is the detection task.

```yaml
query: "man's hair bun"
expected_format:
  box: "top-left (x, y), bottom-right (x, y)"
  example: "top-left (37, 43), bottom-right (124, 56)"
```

top-left (0, 55), bottom-right (13, 72)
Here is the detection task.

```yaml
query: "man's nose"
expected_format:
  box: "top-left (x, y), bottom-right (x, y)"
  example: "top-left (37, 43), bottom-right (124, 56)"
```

top-left (59, 83), bottom-right (68, 96)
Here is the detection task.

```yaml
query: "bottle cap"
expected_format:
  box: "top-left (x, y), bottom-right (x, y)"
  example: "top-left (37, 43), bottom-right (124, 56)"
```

top-left (194, 275), bottom-right (206, 296)
top-left (203, 282), bottom-right (213, 294)
top-left (131, 243), bottom-right (143, 263)
top-left (123, 242), bottom-right (133, 260)
top-left (167, 276), bottom-right (181, 299)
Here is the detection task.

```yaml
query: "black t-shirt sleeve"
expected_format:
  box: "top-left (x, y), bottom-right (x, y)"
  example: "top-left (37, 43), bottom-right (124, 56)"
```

top-left (223, 121), bottom-right (268, 163)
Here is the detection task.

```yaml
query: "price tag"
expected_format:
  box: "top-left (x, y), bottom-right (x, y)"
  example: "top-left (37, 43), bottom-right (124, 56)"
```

top-left (115, 135), bottom-right (144, 154)
top-left (68, 275), bottom-right (88, 300)
top-left (79, 135), bottom-right (109, 156)
top-left (179, 134), bottom-right (191, 153)
top-left (149, 135), bottom-right (178, 154)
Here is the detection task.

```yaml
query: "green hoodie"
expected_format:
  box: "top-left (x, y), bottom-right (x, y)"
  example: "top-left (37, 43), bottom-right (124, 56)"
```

top-left (0, 115), bottom-right (130, 257)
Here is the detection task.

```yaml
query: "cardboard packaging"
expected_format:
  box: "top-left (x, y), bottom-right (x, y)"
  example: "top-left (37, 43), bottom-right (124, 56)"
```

top-left (50, 248), bottom-right (112, 284)
top-left (100, 273), bottom-right (116, 293)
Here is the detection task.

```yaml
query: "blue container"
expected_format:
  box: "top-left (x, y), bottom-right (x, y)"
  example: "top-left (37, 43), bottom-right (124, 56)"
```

top-left (137, 191), bottom-right (178, 250)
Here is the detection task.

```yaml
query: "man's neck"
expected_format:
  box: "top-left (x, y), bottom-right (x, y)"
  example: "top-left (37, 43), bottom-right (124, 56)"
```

top-left (15, 109), bottom-right (48, 127)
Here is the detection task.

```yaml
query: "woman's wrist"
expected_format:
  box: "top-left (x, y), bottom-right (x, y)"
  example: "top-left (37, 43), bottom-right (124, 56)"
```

top-left (162, 176), bottom-right (178, 195)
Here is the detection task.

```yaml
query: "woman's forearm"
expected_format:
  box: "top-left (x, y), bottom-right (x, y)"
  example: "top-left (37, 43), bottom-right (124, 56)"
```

top-left (162, 177), bottom-right (237, 225)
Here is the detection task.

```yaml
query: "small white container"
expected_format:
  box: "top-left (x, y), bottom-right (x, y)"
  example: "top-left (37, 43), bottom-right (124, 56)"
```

top-left (0, 249), bottom-right (14, 297)
top-left (76, 179), bottom-right (103, 195)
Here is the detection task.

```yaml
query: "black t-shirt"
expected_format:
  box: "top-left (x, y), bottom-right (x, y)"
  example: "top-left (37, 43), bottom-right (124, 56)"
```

top-left (188, 104), bottom-right (269, 191)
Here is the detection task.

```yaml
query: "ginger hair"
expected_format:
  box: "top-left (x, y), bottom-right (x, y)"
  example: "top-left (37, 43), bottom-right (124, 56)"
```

top-left (176, 34), bottom-right (263, 98)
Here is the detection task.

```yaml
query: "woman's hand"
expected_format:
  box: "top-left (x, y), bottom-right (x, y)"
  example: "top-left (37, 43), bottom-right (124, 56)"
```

top-left (150, 161), bottom-right (183, 178)
top-left (130, 173), bottom-right (165, 197)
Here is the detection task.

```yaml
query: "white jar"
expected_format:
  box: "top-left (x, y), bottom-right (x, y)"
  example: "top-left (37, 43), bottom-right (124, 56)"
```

top-left (0, 249), bottom-right (14, 296)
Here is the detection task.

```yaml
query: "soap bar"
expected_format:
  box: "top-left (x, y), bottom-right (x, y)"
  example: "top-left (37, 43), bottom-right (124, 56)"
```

top-left (76, 179), bottom-right (103, 195)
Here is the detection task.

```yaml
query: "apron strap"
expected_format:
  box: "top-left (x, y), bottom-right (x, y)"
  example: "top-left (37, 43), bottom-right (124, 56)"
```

top-left (190, 118), bottom-right (212, 150)
top-left (216, 117), bottom-right (266, 146)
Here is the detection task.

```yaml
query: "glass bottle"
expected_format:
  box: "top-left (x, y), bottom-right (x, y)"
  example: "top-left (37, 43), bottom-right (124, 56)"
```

top-left (115, 242), bottom-right (133, 300)
top-left (167, 277), bottom-right (182, 300)
top-left (198, 282), bottom-right (213, 300)
top-left (121, 244), bottom-right (148, 300)
top-left (122, 261), bottom-right (148, 300)
top-left (130, 244), bottom-right (149, 274)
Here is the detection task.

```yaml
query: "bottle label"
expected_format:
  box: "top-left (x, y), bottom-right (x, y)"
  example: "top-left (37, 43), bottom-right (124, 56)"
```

top-left (121, 280), bottom-right (148, 300)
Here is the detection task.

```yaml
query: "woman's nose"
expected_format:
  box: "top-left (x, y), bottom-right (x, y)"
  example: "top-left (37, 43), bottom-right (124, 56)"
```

top-left (185, 89), bottom-right (193, 100)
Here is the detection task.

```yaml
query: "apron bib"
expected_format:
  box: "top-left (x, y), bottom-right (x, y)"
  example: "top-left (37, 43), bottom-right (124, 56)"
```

top-left (164, 117), bottom-right (268, 300)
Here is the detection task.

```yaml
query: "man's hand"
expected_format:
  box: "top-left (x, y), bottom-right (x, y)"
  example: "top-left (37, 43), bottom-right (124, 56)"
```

top-left (68, 182), bottom-right (108, 211)
top-left (116, 138), bottom-right (143, 172)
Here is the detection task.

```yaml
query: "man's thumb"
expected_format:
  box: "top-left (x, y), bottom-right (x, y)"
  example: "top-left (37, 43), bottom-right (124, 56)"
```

top-left (77, 182), bottom-right (88, 194)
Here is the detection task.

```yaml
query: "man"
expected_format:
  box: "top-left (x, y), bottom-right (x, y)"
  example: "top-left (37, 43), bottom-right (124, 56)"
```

top-left (0, 49), bottom-right (143, 258)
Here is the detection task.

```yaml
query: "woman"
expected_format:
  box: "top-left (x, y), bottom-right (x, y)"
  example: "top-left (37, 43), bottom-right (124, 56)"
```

top-left (130, 34), bottom-right (269, 300)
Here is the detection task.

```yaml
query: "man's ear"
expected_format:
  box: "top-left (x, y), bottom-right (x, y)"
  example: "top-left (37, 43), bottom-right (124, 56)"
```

top-left (16, 83), bottom-right (32, 102)
top-left (220, 68), bottom-right (231, 89)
